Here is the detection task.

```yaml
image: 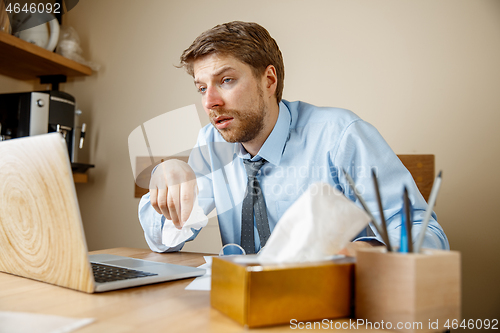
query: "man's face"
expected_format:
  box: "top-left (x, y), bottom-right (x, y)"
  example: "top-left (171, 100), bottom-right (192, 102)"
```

top-left (193, 54), bottom-right (268, 143)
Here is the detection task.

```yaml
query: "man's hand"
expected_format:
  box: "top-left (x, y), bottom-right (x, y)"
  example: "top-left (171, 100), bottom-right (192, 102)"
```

top-left (149, 159), bottom-right (197, 229)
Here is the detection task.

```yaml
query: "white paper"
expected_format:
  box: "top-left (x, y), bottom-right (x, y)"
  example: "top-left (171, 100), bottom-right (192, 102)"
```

top-left (0, 311), bottom-right (94, 333)
top-left (258, 182), bottom-right (370, 264)
top-left (184, 274), bottom-right (211, 291)
top-left (162, 199), bottom-right (209, 248)
top-left (185, 256), bottom-right (213, 291)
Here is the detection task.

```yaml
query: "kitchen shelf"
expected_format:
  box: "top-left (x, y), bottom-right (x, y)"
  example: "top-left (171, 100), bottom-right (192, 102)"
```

top-left (73, 172), bottom-right (88, 183)
top-left (72, 163), bottom-right (94, 184)
top-left (0, 31), bottom-right (92, 80)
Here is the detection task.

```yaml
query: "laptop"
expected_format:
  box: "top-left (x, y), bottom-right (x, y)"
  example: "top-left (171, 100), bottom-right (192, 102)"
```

top-left (0, 133), bottom-right (204, 293)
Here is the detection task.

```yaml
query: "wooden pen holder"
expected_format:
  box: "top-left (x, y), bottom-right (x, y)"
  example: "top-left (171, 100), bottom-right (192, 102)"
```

top-left (355, 248), bottom-right (461, 333)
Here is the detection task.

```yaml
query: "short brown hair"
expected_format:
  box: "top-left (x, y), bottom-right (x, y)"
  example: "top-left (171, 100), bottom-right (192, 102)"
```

top-left (179, 21), bottom-right (285, 103)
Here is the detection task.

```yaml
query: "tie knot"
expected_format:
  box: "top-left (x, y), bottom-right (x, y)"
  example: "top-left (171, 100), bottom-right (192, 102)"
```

top-left (243, 158), bottom-right (267, 178)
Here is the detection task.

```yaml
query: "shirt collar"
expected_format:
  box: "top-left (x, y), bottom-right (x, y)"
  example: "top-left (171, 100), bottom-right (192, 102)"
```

top-left (235, 101), bottom-right (291, 166)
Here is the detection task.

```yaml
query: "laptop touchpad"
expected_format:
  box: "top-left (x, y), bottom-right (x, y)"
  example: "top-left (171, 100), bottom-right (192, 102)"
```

top-left (108, 259), bottom-right (166, 268)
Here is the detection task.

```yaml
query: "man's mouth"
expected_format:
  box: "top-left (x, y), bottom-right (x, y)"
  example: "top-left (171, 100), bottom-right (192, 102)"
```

top-left (214, 116), bottom-right (234, 129)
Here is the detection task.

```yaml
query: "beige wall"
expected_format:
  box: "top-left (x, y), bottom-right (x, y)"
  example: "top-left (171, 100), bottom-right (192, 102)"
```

top-left (2, 0), bottom-right (499, 320)
top-left (0, 75), bottom-right (36, 93)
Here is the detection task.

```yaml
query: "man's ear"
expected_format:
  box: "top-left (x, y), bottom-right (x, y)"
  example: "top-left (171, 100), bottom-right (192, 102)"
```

top-left (262, 65), bottom-right (278, 100)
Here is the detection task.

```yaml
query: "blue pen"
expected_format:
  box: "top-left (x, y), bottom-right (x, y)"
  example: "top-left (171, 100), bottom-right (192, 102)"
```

top-left (400, 204), bottom-right (408, 253)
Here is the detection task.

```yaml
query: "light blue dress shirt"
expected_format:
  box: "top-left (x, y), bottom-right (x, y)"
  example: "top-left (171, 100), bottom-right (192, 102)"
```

top-left (139, 100), bottom-right (449, 253)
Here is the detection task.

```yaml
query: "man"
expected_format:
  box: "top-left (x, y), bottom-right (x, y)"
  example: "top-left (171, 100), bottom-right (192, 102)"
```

top-left (139, 21), bottom-right (449, 254)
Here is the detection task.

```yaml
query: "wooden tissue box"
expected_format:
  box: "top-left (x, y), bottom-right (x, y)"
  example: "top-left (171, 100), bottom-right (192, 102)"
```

top-left (211, 256), bottom-right (355, 328)
top-left (355, 248), bottom-right (461, 333)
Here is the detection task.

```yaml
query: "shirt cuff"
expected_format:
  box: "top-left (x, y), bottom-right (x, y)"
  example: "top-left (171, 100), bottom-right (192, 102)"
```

top-left (353, 237), bottom-right (385, 247)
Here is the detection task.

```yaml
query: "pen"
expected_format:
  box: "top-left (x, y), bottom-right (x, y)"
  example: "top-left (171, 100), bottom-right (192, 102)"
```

top-left (414, 171), bottom-right (443, 253)
top-left (371, 169), bottom-right (393, 252)
top-left (404, 186), bottom-right (413, 252)
top-left (400, 206), bottom-right (408, 253)
top-left (341, 168), bottom-right (389, 250)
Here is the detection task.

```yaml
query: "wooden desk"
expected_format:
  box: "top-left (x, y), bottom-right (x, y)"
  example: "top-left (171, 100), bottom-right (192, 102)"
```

top-left (0, 248), bottom-right (388, 332)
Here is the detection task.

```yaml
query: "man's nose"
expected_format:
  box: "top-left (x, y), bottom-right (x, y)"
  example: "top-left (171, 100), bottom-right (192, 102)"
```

top-left (204, 86), bottom-right (224, 110)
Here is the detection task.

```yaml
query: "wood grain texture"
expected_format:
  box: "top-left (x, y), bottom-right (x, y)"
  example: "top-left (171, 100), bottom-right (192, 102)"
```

top-left (397, 154), bottom-right (435, 202)
top-left (0, 248), bottom-right (391, 332)
top-left (0, 134), bottom-right (94, 293)
top-left (0, 31), bottom-right (92, 80)
top-left (356, 248), bottom-right (461, 333)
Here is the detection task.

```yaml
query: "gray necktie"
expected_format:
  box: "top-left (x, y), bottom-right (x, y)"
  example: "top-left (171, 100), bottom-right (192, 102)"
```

top-left (241, 159), bottom-right (271, 254)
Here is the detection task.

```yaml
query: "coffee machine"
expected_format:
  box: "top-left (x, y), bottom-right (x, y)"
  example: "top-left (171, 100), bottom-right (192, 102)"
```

top-left (0, 91), bottom-right (90, 168)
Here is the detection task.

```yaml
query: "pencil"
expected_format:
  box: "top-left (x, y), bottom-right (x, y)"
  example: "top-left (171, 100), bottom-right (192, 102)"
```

top-left (404, 186), bottom-right (413, 253)
top-left (341, 168), bottom-right (389, 249)
top-left (414, 171), bottom-right (443, 253)
top-left (371, 169), bottom-right (393, 252)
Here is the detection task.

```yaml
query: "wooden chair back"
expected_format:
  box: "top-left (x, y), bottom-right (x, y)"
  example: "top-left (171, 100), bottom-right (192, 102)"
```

top-left (397, 154), bottom-right (435, 202)
top-left (134, 156), bottom-right (189, 198)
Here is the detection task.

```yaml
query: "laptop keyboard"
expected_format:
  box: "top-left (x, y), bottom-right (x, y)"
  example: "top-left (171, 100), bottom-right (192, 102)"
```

top-left (91, 262), bottom-right (158, 283)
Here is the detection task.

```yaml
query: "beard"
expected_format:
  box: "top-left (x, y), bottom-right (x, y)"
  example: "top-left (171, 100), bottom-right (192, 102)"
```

top-left (209, 89), bottom-right (267, 143)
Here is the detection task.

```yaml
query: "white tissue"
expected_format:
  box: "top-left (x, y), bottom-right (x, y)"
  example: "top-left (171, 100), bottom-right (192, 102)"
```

top-left (161, 199), bottom-right (208, 248)
top-left (258, 182), bottom-right (370, 264)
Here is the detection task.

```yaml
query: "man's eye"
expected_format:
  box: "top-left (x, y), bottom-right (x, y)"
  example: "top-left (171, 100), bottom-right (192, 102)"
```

top-left (223, 78), bottom-right (232, 84)
top-left (198, 87), bottom-right (206, 93)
